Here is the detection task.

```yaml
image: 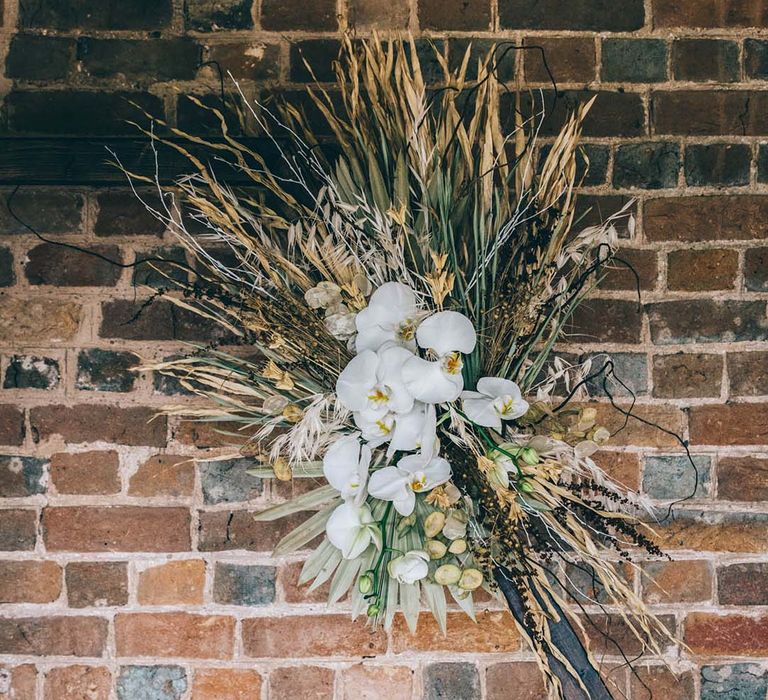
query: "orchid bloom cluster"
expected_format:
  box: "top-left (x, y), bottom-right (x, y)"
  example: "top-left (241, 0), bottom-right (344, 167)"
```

top-left (318, 282), bottom-right (531, 613)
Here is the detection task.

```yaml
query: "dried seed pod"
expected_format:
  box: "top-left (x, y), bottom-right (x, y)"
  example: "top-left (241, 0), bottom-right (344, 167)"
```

top-left (448, 538), bottom-right (467, 555)
top-left (424, 511), bottom-right (446, 538)
top-left (442, 510), bottom-right (468, 540)
top-left (434, 564), bottom-right (461, 585)
top-left (458, 568), bottom-right (483, 591)
top-left (272, 457), bottom-right (292, 481)
top-left (426, 539), bottom-right (447, 559)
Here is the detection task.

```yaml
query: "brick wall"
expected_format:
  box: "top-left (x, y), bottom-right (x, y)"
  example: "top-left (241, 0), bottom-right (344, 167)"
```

top-left (0, 0), bottom-right (767, 698)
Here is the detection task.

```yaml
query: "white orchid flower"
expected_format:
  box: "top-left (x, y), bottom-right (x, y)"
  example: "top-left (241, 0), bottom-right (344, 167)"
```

top-left (388, 549), bottom-right (429, 584)
top-left (367, 450), bottom-right (451, 516)
top-left (322, 435), bottom-right (371, 503)
top-left (354, 402), bottom-right (432, 456)
top-left (353, 410), bottom-right (396, 446)
top-left (461, 377), bottom-right (529, 430)
top-left (326, 501), bottom-right (379, 559)
top-left (355, 282), bottom-right (420, 353)
top-left (402, 311), bottom-right (477, 404)
top-left (336, 346), bottom-right (414, 417)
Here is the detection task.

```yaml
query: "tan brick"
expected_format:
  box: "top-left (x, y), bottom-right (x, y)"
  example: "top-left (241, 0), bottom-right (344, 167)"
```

top-left (718, 456), bottom-right (768, 501)
top-left (340, 664), bottom-right (413, 700)
top-left (486, 662), bottom-right (546, 700)
top-left (0, 665), bottom-right (37, 699)
top-left (44, 665), bottom-right (112, 700)
top-left (137, 560), bottom-right (206, 605)
top-left (115, 612), bottom-right (235, 659)
top-left (0, 616), bottom-right (107, 656)
top-left (0, 560), bottom-right (61, 603)
top-left (269, 666), bottom-right (334, 700)
top-left (641, 560), bottom-right (713, 604)
top-left (191, 668), bottom-right (262, 700)
top-left (50, 450), bottom-right (121, 495)
top-left (128, 454), bottom-right (195, 497)
top-left (0, 297), bottom-right (81, 343)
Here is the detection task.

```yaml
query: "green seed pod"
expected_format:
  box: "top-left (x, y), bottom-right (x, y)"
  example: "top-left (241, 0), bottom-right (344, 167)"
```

top-left (424, 511), bottom-right (446, 538)
top-left (426, 539), bottom-right (447, 560)
top-left (448, 538), bottom-right (467, 555)
top-left (366, 603), bottom-right (380, 617)
top-left (358, 573), bottom-right (374, 594)
top-left (519, 479), bottom-right (535, 493)
top-left (434, 563), bottom-right (461, 585)
top-left (458, 568), bottom-right (483, 591)
top-left (521, 447), bottom-right (539, 465)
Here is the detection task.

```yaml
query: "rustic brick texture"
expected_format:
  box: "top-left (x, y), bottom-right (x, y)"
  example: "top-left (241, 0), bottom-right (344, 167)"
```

top-left (0, 1), bottom-right (766, 697)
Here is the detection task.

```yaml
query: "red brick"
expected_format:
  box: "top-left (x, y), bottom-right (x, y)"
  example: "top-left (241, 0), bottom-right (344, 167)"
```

top-left (116, 613), bottom-right (235, 659)
top-left (278, 561), bottom-right (330, 604)
top-left (30, 405), bottom-right (167, 447)
top-left (175, 420), bottom-right (248, 448)
top-left (0, 665), bottom-right (37, 698)
top-left (44, 665), bottom-right (112, 700)
top-left (599, 248), bottom-right (658, 292)
top-left (0, 406), bottom-right (24, 446)
top-left (0, 561), bottom-right (61, 603)
top-left (341, 665), bottom-right (413, 700)
top-left (524, 38), bottom-right (595, 83)
top-left (718, 563), bottom-right (768, 605)
top-left (0, 509), bottom-right (37, 551)
top-left (0, 616), bottom-right (107, 656)
top-left (128, 454), bottom-right (195, 497)
top-left (685, 613), bottom-right (768, 655)
top-left (242, 615), bottom-right (386, 658)
top-left (727, 351), bottom-right (768, 397)
top-left (50, 450), bottom-right (121, 495)
top-left (656, 513), bottom-right (768, 553)
top-left (652, 353), bottom-right (723, 399)
top-left (269, 666), bottom-right (334, 700)
top-left (645, 196), bottom-right (768, 242)
top-left (718, 456), bottom-right (768, 501)
top-left (641, 560), bottom-right (712, 604)
top-left (198, 510), bottom-right (313, 552)
top-left (596, 451), bottom-right (640, 491)
top-left (689, 403), bottom-right (768, 446)
top-left (66, 562), bottom-right (128, 608)
top-left (653, 91), bottom-right (768, 135)
top-left (391, 611), bottom-right (519, 653)
top-left (44, 507), bottom-right (191, 552)
top-left (585, 403), bottom-right (685, 448)
top-left (654, 0), bottom-right (768, 27)
top-left (667, 249), bottom-right (738, 291)
top-left (629, 666), bottom-right (695, 700)
top-left (137, 560), bottom-right (206, 605)
top-left (486, 662), bottom-right (546, 700)
top-left (582, 613), bottom-right (675, 656)
top-left (192, 668), bottom-right (263, 700)
top-left (0, 297), bottom-right (82, 344)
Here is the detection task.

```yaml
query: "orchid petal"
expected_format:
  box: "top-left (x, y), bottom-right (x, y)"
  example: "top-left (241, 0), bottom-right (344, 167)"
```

top-left (423, 457), bottom-right (452, 488)
top-left (388, 403), bottom-right (428, 455)
top-left (476, 377), bottom-right (522, 399)
top-left (336, 350), bottom-right (378, 412)
top-left (462, 396), bottom-right (502, 430)
top-left (393, 490), bottom-right (416, 516)
top-left (368, 467), bottom-right (409, 502)
top-left (326, 502), bottom-right (374, 559)
top-left (402, 356), bottom-right (463, 403)
top-left (416, 310), bottom-right (476, 355)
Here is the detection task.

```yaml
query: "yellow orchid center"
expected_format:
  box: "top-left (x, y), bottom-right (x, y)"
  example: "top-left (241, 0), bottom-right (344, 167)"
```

top-left (409, 472), bottom-right (428, 492)
top-left (376, 419), bottom-right (393, 435)
top-left (397, 318), bottom-right (416, 342)
top-left (442, 352), bottom-right (463, 375)
top-left (367, 386), bottom-right (390, 405)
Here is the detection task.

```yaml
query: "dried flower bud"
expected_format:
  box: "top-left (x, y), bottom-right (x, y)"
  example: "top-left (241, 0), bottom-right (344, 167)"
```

top-left (397, 513), bottom-right (416, 535)
top-left (442, 510), bottom-right (468, 540)
top-left (434, 564), bottom-right (461, 586)
top-left (272, 457), bottom-right (292, 482)
top-left (424, 511), bottom-right (446, 538)
top-left (458, 568), bottom-right (483, 591)
top-left (448, 538), bottom-right (467, 555)
top-left (443, 483), bottom-right (462, 504)
top-left (304, 281), bottom-right (342, 309)
top-left (358, 573), bottom-right (374, 594)
top-left (426, 539), bottom-right (447, 560)
top-left (574, 440), bottom-right (599, 459)
top-left (262, 395), bottom-right (289, 414)
top-left (282, 405), bottom-right (304, 423)
top-left (592, 426), bottom-right (611, 445)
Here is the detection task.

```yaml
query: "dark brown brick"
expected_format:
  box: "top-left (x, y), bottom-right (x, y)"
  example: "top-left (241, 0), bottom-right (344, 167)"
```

top-left (652, 353), bottom-right (723, 399)
top-left (566, 299), bottom-right (643, 344)
top-left (0, 510), bottom-right (37, 551)
top-left (261, 0), bottom-right (337, 30)
top-left (0, 616), bottom-right (107, 656)
top-left (50, 451), bottom-right (121, 496)
top-left (685, 143), bottom-right (751, 186)
top-left (672, 38), bottom-right (739, 82)
top-left (19, 0), bottom-right (173, 29)
top-left (645, 196), bottom-right (768, 242)
top-left (582, 613), bottom-right (675, 656)
top-left (648, 300), bottom-right (767, 345)
top-left (0, 190), bottom-right (84, 235)
top-left (601, 38), bottom-right (667, 83)
top-left (99, 299), bottom-right (235, 343)
top-left (654, 0), bottom-right (768, 28)
top-left (745, 246), bottom-right (768, 291)
top-left (44, 507), bottom-right (191, 552)
top-left (418, 0), bottom-right (491, 30)
top-left (94, 190), bottom-right (166, 237)
top-left (6, 35), bottom-right (75, 81)
top-left (629, 667), bottom-right (695, 700)
top-left (0, 561), bottom-right (61, 604)
top-left (29, 405), bottom-right (167, 448)
top-left (524, 38), bottom-right (595, 83)
top-left (289, 39), bottom-right (342, 83)
top-left (76, 349), bottom-right (139, 392)
top-left (745, 38), bottom-right (768, 78)
top-left (2, 91), bottom-right (164, 136)
top-left (205, 42), bottom-right (280, 80)
top-left (25, 243), bottom-right (122, 287)
top-left (198, 510), bottom-right (314, 552)
top-left (719, 563), bottom-right (768, 605)
top-left (689, 403), bottom-right (768, 446)
top-left (728, 351), bottom-right (768, 396)
top-left (500, 0), bottom-right (644, 30)
top-left (653, 91), bottom-right (768, 136)
top-left (0, 405), bottom-right (25, 446)
top-left (186, 0), bottom-right (253, 31)
top-left (349, 0), bottom-right (409, 27)
top-left (599, 248), bottom-right (658, 291)
top-left (66, 562), bottom-right (128, 607)
top-left (667, 248), bottom-right (738, 291)
top-left (0, 455), bottom-right (47, 497)
top-left (718, 456), bottom-right (768, 501)
top-left (77, 38), bottom-right (201, 81)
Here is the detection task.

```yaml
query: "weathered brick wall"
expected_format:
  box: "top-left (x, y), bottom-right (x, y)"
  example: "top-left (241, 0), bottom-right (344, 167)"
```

top-left (0, 0), bottom-right (767, 698)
